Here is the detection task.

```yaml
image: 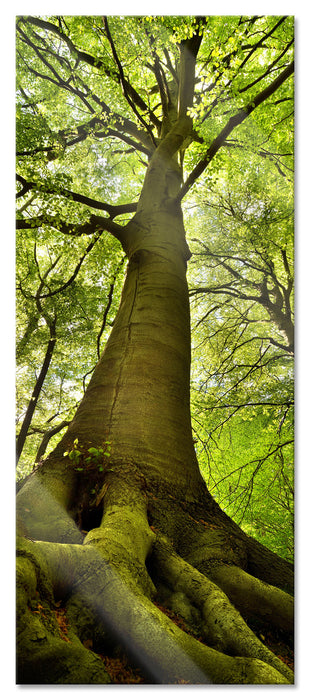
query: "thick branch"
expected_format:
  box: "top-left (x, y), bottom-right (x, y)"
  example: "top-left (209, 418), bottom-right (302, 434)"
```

top-left (103, 16), bottom-right (157, 145)
top-left (178, 21), bottom-right (205, 118)
top-left (35, 420), bottom-right (70, 463)
top-left (178, 61), bottom-right (294, 201)
top-left (16, 174), bottom-right (137, 218)
top-left (18, 17), bottom-right (156, 153)
top-left (16, 212), bottom-right (126, 244)
top-left (23, 15), bottom-right (160, 130)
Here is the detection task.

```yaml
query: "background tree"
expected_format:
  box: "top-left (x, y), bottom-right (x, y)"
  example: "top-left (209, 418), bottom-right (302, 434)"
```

top-left (187, 152), bottom-right (294, 559)
top-left (16, 15), bottom-right (294, 684)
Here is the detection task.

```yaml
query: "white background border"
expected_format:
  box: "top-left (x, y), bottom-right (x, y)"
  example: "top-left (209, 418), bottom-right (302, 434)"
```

top-left (3, 2), bottom-right (308, 696)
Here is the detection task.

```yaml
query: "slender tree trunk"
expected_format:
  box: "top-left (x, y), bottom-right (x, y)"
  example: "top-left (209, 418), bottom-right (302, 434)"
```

top-left (16, 320), bottom-right (57, 463)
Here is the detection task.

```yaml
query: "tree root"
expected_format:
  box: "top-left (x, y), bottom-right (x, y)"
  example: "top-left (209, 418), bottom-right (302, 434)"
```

top-left (16, 527), bottom-right (293, 684)
top-left (16, 467), bottom-right (294, 684)
top-left (16, 470), bottom-right (83, 544)
top-left (208, 564), bottom-right (293, 632)
top-left (152, 535), bottom-right (293, 682)
top-left (16, 541), bottom-right (111, 684)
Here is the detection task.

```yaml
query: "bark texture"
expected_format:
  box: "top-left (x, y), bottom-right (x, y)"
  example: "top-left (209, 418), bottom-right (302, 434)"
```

top-left (17, 173), bottom-right (294, 684)
top-left (16, 98), bottom-right (294, 685)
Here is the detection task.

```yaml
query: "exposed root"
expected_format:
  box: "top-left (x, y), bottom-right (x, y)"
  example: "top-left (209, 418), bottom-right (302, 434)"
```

top-left (208, 564), bottom-right (294, 632)
top-left (84, 473), bottom-right (156, 597)
top-left (152, 535), bottom-right (293, 683)
top-left (16, 524), bottom-right (293, 685)
top-left (16, 470), bottom-right (83, 544)
top-left (16, 542), bottom-right (111, 684)
top-left (16, 464), bottom-right (294, 685)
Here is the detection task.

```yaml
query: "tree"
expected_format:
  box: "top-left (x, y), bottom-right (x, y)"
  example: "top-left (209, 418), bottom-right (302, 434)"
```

top-left (187, 158), bottom-right (294, 559)
top-left (16, 15), bottom-right (294, 684)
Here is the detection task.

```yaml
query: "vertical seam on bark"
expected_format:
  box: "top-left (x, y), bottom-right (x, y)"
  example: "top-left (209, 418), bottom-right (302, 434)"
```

top-left (108, 261), bottom-right (140, 433)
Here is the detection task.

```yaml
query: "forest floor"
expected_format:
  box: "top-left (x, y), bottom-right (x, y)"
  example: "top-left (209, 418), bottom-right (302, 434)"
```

top-left (53, 599), bottom-right (293, 684)
top-left (246, 616), bottom-right (294, 674)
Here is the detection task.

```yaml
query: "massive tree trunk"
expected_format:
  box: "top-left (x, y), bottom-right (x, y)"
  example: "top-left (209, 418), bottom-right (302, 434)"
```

top-left (16, 117), bottom-right (294, 685)
top-left (60, 121), bottom-right (201, 495)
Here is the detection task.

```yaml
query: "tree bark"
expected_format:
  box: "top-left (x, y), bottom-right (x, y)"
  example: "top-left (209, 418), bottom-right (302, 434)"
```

top-left (51, 116), bottom-right (203, 495)
top-left (16, 117), bottom-right (294, 685)
top-left (16, 319), bottom-right (57, 463)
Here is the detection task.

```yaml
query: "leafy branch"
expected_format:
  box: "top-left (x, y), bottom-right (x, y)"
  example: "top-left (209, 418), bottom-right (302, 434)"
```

top-left (16, 211), bottom-right (126, 244)
top-left (178, 61), bottom-right (294, 201)
top-left (16, 174), bottom-right (138, 218)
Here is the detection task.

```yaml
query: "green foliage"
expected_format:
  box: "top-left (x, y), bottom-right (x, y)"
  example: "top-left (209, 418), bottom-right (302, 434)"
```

top-left (16, 14), bottom-right (294, 559)
top-left (63, 439), bottom-right (112, 473)
top-left (187, 141), bottom-right (294, 559)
